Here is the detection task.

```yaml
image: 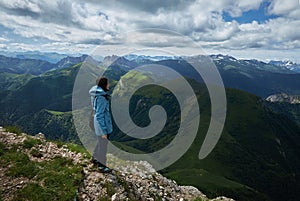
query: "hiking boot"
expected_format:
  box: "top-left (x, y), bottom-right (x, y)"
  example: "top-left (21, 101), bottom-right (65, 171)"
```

top-left (97, 166), bottom-right (112, 173)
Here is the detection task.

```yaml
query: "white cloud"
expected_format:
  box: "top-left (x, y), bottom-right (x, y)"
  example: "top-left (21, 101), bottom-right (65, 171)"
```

top-left (0, 44), bottom-right (7, 49)
top-left (0, 0), bottom-right (299, 62)
top-left (268, 18), bottom-right (300, 43)
top-left (268, 0), bottom-right (300, 17)
top-left (0, 0), bottom-right (122, 44)
top-left (0, 36), bottom-right (9, 42)
top-left (220, 0), bottom-right (263, 17)
top-left (0, 0), bottom-right (41, 14)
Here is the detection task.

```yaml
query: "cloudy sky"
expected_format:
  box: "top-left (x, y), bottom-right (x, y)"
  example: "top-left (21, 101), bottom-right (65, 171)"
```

top-left (0, 0), bottom-right (300, 62)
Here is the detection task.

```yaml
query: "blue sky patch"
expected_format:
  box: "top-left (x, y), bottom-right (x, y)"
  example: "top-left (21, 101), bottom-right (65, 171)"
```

top-left (223, 1), bottom-right (279, 24)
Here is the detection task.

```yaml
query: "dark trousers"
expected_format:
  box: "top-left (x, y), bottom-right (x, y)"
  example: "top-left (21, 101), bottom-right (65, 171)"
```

top-left (92, 135), bottom-right (109, 166)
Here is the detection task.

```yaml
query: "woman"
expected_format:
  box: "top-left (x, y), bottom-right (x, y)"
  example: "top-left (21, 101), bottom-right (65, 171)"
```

top-left (89, 77), bottom-right (113, 173)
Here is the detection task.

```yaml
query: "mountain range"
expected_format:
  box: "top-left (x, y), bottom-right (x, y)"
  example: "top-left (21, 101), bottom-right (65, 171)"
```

top-left (0, 51), bottom-right (72, 63)
top-left (124, 54), bottom-right (300, 74)
top-left (0, 54), bottom-right (89, 75)
top-left (268, 60), bottom-right (300, 73)
top-left (0, 53), bottom-right (300, 200)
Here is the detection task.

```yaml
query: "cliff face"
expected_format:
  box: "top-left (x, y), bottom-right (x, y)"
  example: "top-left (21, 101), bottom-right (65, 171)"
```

top-left (0, 127), bottom-right (233, 201)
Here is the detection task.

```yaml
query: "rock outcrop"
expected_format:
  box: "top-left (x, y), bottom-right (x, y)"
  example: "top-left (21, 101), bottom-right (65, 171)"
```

top-left (266, 93), bottom-right (300, 104)
top-left (0, 127), bottom-right (234, 201)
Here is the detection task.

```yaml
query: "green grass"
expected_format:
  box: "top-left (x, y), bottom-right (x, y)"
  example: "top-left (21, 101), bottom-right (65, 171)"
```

top-left (52, 140), bottom-right (64, 148)
top-left (0, 142), bottom-right (5, 156)
top-left (22, 137), bottom-right (43, 149)
top-left (65, 143), bottom-right (90, 157)
top-left (103, 182), bottom-right (117, 197)
top-left (3, 126), bottom-right (23, 135)
top-left (30, 148), bottom-right (43, 158)
top-left (99, 196), bottom-right (110, 201)
top-left (14, 183), bottom-right (53, 201)
top-left (34, 156), bottom-right (82, 199)
top-left (8, 161), bottom-right (39, 179)
top-left (1, 149), bottom-right (39, 178)
top-left (0, 141), bottom-right (83, 201)
top-left (49, 141), bottom-right (91, 160)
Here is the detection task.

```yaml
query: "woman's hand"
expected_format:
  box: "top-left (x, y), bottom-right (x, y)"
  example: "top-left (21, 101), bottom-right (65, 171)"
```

top-left (101, 135), bottom-right (108, 139)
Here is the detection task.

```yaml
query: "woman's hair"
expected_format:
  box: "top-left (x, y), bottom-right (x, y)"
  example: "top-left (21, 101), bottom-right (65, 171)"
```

top-left (97, 77), bottom-right (109, 91)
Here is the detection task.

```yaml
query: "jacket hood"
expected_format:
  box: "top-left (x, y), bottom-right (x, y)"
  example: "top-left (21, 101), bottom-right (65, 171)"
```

top-left (89, 85), bottom-right (107, 97)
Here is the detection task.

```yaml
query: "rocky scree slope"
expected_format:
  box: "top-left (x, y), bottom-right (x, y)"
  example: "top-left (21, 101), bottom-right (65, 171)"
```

top-left (0, 127), bottom-right (233, 201)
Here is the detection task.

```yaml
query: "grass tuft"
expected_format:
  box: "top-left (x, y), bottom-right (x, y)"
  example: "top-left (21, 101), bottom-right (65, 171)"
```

top-left (30, 148), bottom-right (43, 158)
top-left (0, 142), bottom-right (5, 156)
top-left (65, 143), bottom-right (90, 158)
top-left (23, 137), bottom-right (42, 149)
top-left (14, 183), bottom-right (53, 201)
top-left (103, 182), bottom-right (117, 197)
top-left (3, 126), bottom-right (22, 135)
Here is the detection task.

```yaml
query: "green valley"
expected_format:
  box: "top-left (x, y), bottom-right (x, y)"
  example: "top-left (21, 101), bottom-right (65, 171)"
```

top-left (113, 77), bottom-right (300, 201)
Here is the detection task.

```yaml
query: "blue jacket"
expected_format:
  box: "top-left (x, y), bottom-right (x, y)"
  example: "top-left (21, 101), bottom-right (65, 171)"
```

top-left (89, 86), bottom-right (113, 136)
